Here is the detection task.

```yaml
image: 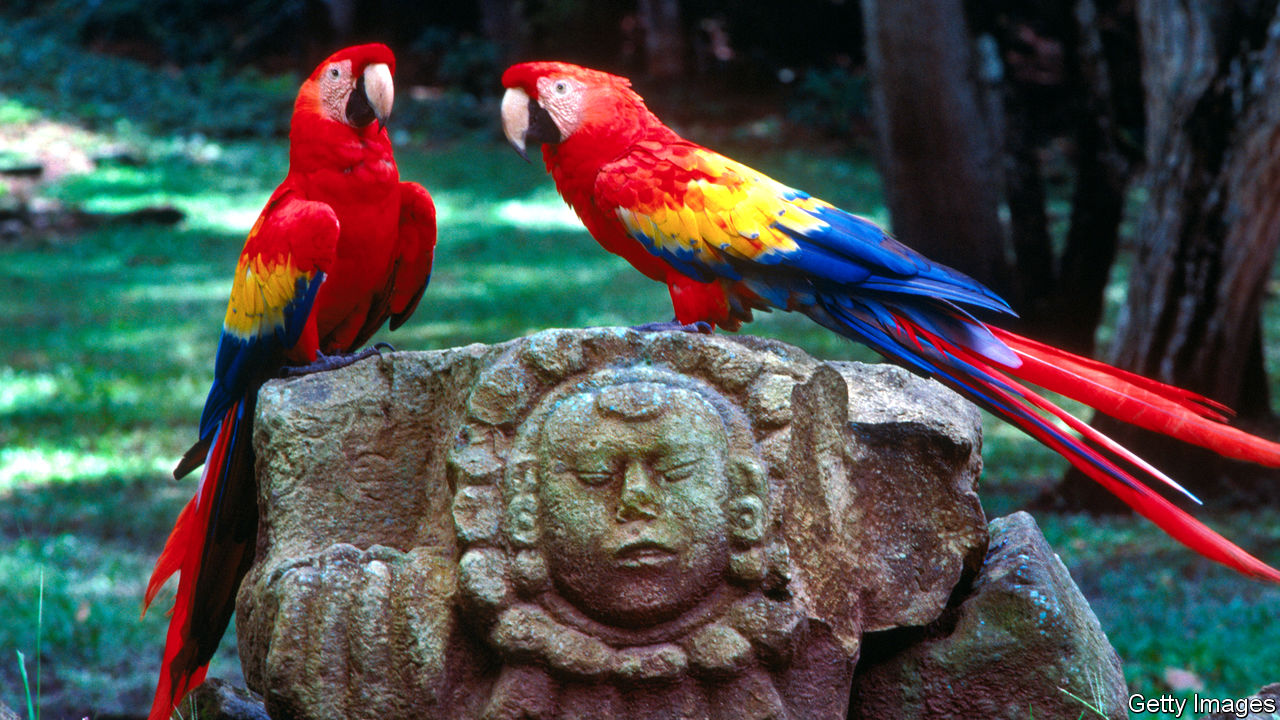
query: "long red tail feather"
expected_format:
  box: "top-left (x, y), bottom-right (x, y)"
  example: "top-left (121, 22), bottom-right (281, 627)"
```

top-left (962, 354), bottom-right (1280, 582)
top-left (943, 328), bottom-right (1280, 583)
top-left (992, 328), bottom-right (1280, 465)
top-left (808, 295), bottom-right (1280, 581)
top-left (856, 308), bottom-right (1280, 582)
top-left (143, 402), bottom-right (241, 720)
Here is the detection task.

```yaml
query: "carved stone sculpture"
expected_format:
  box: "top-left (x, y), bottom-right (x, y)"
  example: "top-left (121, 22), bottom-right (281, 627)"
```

top-left (454, 366), bottom-right (816, 718)
top-left (233, 328), bottom-right (1059, 719)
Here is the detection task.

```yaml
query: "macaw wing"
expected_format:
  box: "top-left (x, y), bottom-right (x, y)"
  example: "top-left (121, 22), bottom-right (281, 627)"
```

top-left (598, 143), bottom-right (1012, 316)
top-left (344, 181), bottom-right (437, 348)
top-left (196, 189), bottom-right (339, 442)
top-left (387, 181), bottom-right (438, 330)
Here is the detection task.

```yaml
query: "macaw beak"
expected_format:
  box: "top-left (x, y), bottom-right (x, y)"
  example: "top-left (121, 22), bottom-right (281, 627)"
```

top-left (501, 87), bottom-right (562, 162)
top-left (347, 62), bottom-right (394, 130)
top-left (501, 88), bottom-right (532, 161)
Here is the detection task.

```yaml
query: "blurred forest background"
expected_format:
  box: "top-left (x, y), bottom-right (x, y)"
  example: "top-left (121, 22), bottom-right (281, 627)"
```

top-left (1, 0), bottom-right (1278, 718)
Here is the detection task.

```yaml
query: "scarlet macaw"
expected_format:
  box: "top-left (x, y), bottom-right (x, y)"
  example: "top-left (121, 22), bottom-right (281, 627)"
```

top-left (499, 61), bottom-right (1280, 582)
top-left (143, 44), bottom-right (437, 720)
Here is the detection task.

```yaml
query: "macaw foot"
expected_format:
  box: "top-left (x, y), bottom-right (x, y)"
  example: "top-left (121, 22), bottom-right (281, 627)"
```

top-left (283, 342), bottom-right (395, 377)
top-left (630, 319), bottom-right (715, 334)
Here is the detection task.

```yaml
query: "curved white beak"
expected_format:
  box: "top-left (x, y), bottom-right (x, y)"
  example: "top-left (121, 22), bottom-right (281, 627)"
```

top-left (364, 63), bottom-right (394, 126)
top-left (501, 87), bottom-right (531, 160)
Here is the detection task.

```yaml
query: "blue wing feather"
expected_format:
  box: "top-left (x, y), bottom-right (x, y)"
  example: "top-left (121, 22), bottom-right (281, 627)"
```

top-left (198, 272), bottom-right (325, 440)
top-left (776, 204), bottom-right (1012, 315)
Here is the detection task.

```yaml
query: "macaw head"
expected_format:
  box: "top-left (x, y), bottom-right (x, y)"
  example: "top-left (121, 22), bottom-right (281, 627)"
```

top-left (500, 61), bottom-right (651, 161)
top-left (297, 43), bottom-right (397, 130)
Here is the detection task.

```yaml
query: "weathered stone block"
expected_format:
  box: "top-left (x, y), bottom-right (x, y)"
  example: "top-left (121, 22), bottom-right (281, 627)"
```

top-left (232, 328), bottom-right (1009, 719)
top-left (848, 511), bottom-right (1130, 720)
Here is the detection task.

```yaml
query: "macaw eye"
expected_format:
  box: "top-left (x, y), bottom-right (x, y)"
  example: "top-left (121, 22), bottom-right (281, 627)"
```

top-left (328, 66), bottom-right (341, 79)
top-left (553, 81), bottom-right (569, 95)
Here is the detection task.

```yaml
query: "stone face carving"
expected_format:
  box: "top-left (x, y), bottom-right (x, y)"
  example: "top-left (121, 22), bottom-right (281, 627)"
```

top-left (234, 328), bottom-right (995, 719)
top-left (453, 366), bottom-right (807, 717)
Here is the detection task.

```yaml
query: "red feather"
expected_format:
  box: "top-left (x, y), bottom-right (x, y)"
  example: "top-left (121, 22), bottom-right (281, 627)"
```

top-left (929, 326), bottom-right (1280, 583)
top-left (143, 405), bottom-right (237, 719)
top-left (990, 328), bottom-right (1280, 466)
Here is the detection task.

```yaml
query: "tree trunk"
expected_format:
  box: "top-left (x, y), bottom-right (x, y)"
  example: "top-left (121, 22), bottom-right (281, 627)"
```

top-left (981, 0), bottom-right (1137, 355)
top-left (1064, 0), bottom-right (1280, 509)
top-left (1118, 0), bottom-right (1280, 406)
top-left (1045, 0), bottom-right (1134, 355)
top-left (861, 0), bottom-right (1012, 296)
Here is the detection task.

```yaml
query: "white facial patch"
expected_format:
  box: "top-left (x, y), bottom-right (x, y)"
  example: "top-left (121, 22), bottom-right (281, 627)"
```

top-left (536, 76), bottom-right (586, 138)
top-left (319, 59), bottom-right (355, 123)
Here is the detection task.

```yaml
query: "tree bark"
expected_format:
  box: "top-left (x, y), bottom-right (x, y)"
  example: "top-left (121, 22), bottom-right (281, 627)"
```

top-left (980, 0), bottom-right (1137, 355)
top-left (862, 0), bottom-right (1012, 296)
top-left (1115, 0), bottom-right (1280, 411)
top-left (1045, 0), bottom-right (1134, 355)
top-left (1065, 0), bottom-right (1280, 509)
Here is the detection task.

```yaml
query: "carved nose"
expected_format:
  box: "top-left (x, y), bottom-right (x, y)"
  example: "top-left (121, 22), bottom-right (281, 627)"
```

top-left (616, 461), bottom-right (660, 522)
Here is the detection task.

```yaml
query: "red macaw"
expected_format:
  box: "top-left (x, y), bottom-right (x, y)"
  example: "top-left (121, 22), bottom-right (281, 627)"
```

top-left (142, 44), bottom-right (436, 720)
top-left (500, 60), bottom-right (1280, 583)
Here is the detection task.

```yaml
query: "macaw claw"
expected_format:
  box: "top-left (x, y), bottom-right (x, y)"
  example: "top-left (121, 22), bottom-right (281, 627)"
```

top-left (629, 319), bottom-right (715, 335)
top-left (283, 343), bottom-right (393, 377)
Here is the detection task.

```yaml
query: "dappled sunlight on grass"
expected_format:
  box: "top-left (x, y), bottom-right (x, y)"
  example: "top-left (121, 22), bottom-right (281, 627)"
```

top-left (0, 367), bottom-right (60, 414)
top-left (0, 444), bottom-right (174, 491)
top-left (429, 187), bottom-right (585, 237)
top-left (122, 277), bottom-right (234, 305)
top-left (179, 199), bottom-right (265, 236)
top-left (2, 518), bottom-right (242, 716)
top-left (44, 137), bottom-right (288, 238)
top-left (493, 191), bottom-right (584, 230)
top-left (420, 261), bottom-right (628, 305)
top-left (0, 96), bottom-right (41, 124)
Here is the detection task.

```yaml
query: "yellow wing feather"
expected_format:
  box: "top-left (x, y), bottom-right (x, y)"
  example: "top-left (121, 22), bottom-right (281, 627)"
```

top-left (608, 149), bottom-right (832, 271)
top-left (220, 193), bottom-right (337, 343)
top-left (224, 253), bottom-right (312, 340)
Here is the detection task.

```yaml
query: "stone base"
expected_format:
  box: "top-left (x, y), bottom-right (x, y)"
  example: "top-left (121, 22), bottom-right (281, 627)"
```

top-left (216, 330), bottom-right (1124, 720)
top-left (850, 512), bottom-right (1129, 720)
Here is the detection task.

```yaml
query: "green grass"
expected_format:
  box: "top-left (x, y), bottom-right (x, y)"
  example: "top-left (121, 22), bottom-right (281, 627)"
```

top-left (3, 92), bottom-right (1279, 719)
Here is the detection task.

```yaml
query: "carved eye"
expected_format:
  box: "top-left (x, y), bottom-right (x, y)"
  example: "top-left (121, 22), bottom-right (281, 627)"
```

top-left (658, 458), bottom-right (701, 482)
top-left (576, 469), bottom-right (613, 487)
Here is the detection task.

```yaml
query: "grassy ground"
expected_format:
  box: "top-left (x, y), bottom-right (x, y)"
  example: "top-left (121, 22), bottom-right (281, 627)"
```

top-left (2, 88), bottom-right (1278, 720)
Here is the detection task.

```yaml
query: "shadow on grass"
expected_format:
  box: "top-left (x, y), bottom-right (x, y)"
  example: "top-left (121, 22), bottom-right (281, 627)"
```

top-left (0, 471), bottom-right (243, 719)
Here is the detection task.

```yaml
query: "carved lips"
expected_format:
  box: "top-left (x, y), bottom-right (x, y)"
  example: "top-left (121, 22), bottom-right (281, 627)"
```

top-left (615, 539), bottom-right (678, 569)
